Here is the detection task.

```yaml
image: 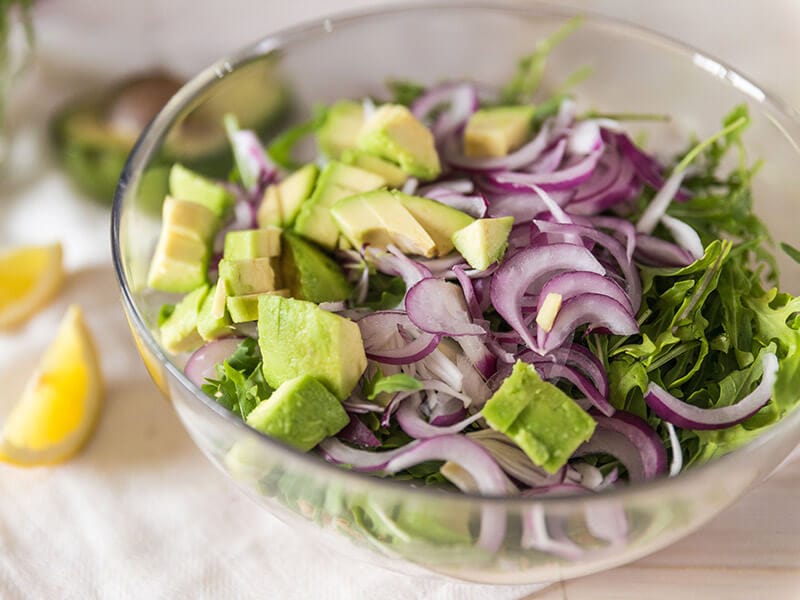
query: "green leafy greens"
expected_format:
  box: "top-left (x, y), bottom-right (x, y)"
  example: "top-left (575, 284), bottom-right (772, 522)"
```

top-left (202, 338), bottom-right (273, 419)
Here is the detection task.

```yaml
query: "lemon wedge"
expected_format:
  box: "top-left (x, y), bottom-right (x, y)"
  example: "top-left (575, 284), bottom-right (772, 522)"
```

top-left (0, 243), bottom-right (64, 330)
top-left (0, 305), bottom-right (103, 466)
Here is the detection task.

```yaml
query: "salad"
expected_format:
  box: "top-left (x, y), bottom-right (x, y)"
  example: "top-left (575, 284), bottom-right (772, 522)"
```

top-left (148, 21), bottom-right (800, 499)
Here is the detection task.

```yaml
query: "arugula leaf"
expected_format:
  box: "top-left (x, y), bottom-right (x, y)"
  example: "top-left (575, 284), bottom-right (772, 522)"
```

top-left (780, 242), bottom-right (800, 265)
top-left (201, 338), bottom-right (273, 419)
top-left (266, 104), bottom-right (329, 170)
top-left (359, 272), bottom-right (406, 310)
top-left (500, 16), bottom-right (584, 104)
top-left (386, 79), bottom-right (426, 106)
top-left (363, 369), bottom-right (423, 400)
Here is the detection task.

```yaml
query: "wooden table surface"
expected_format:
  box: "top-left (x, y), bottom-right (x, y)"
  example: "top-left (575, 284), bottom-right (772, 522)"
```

top-left (526, 455), bottom-right (800, 599)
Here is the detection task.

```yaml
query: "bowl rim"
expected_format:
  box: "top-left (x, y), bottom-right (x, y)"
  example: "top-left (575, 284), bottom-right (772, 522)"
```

top-left (111, 0), bottom-right (800, 508)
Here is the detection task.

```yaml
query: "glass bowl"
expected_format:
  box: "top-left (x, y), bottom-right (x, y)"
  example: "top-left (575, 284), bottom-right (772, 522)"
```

top-left (111, 3), bottom-right (800, 585)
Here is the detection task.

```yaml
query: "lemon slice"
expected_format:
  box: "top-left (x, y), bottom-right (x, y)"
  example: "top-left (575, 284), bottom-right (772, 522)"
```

top-left (0, 242), bottom-right (64, 330)
top-left (0, 305), bottom-right (103, 466)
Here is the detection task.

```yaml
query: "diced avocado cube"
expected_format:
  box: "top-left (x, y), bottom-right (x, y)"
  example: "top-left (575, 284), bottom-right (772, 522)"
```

top-left (317, 100), bottom-right (365, 159)
top-left (451, 216), bottom-right (514, 271)
top-left (218, 257), bottom-right (275, 296)
top-left (341, 150), bottom-right (408, 188)
top-left (162, 195), bottom-right (219, 243)
top-left (277, 163), bottom-right (318, 226)
top-left (356, 104), bottom-right (441, 180)
top-left (395, 501), bottom-right (473, 545)
top-left (257, 163), bottom-right (319, 229)
top-left (281, 232), bottom-right (352, 303)
top-left (246, 374), bottom-right (349, 451)
top-left (293, 161), bottom-right (386, 250)
top-left (258, 184), bottom-right (282, 228)
top-left (197, 284), bottom-right (233, 340)
top-left (396, 192), bottom-right (475, 256)
top-left (223, 228), bottom-right (282, 260)
top-left (159, 284), bottom-right (209, 353)
top-left (258, 295), bottom-right (367, 400)
top-left (483, 361), bottom-right (596, 474)
top-left (227, 290), bottom-right (290, 323)
top-left (169, 163), bottom-right (234, 218)
top-left (463, 106), bottom-right (536, 158)
top-left (331, 190), bottom-right (437, 257)
top-left (147, 230), bottom-right (209, 293)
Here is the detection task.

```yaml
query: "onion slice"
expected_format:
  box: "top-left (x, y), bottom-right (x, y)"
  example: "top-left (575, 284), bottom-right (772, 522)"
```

top-left (490, 244), bottom-right (606, 351)
top-left (405, 278), bottom-right (486, 336)
top-left (395, 396), bottom-right (483, 439)
top-left (185, 337), bottom-right (244, 388)
top-left (644, 353), bottom-right (778, 430)
top-left (357, 311), bottom-right (441, 365)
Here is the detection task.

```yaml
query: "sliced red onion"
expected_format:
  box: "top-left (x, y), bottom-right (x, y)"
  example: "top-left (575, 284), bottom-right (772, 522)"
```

top-left (469, 430), bottom-right (563, 487)
top-left (553, 99), bottom-right (577, 134)
top-left (537, 293), bottom-right (639, 354)
top-left (634, 233), bottom-right (694, 267)
top-left (418, 178), bottom-right (474, 195)
top-left (549, 344), bottom-right (609, 400)
top-left (584, 502), bottom-right (629, 545)
top-left (567, 120), bottom-right (602, 155)
top-left (534, 220), bottom-right (642, 312)
top-left (444, 122), bottom-right (550, 173)
top-left (530, 183), bottom-right (573, 225)
top-left (430, 396), bottom-right (468, 426)
top-left (414, 253), bottom-right (465, 277)
top-left (411, 81), bottom-right (479, 142)
top-left (526, 138), bottom-right (566, 174)
top-left (660, 214), bottom-right (704, 261)
top-left (319, 438), bottom-right (418, 472)
top-left (645, 352), bottom-right (778, 430)
top-left (385, 435), bottom-right (511, 550)
top-left (665, 422), bottom-right (683, 476)
top-left (395, 396), bottom-right (483, 438)
top-left (421, 189), bottom-right (488, 218)
top-left (415, 348), bottom-right (464, 393)
top-left (490, 243), bottom-right (606, 351)
top-left (611, 131), bottom-right (675, 195)
top-left (636, 169), bottom-right (686, 234)
top-left (338, 414), bottom-right (381, 448)
top-left (591, 216), bottom-right (637, 263)
top-left (361, 96), bottom-right (376, 121)
top-left (455, 334), bottom-right (497, 379)
top-left (401, 177), bottom-right (418, 195)
top-left (538, 271), bottom-right (632, 314)
top-left (342, 398), bottom-right (384, 414)
top-left (570, 462), bottom-right (604, 489)
top-left (185, 337), bottom-right (244, 388)
top-left (575, 411), bottom-right (668, 481)
top-left (521, 504), bottom-right (585, 560)
top-left (226, 125), bottom-right (278, 192)
top-left (357, 311), bottom-right (441, 365)
top-left (453, 266), bottom-right (483, 321)
top-left (457, 353), bottom-right (492, 406)
top-left (366, 245), bottom-right (432, 307)
top-left (405, 279), bottom-right (486, 336)
top-left (486, 147), bottom-right (602, 192)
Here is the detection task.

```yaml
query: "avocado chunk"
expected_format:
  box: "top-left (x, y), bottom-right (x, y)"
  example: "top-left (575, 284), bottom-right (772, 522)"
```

top-left (258, 295), bottom-right (367, 400)
top-left (395, 501), bottom-right (473, 545)
top-left (341, 150), bottom-right (408, 188)
top-left (463, 106), bottom-right (536, 158)
top-left (331, 190), bottom-right (437, 257)
top-left (227, 290), bottom-right (290, 323)
top-left (147, 229), bottom-right (210, 293)
top-left (317, 100), bottom-right (365, 159)
top-left (218, 257), bottom-right (276, 296)
top-left (169, 163), bottom-right (234, 218)
top-left (293, 161), bottom-right (386, 250)
top-left (281, 232), bottom-right (352, 303)
top-left (197, 285), bottom-right (233, 340)
top-left (451, 216), bottom-right (514, 270)
top-left (356, 104), bottom-right (441, 180)
top-left (159, 284), bottom-right (208, 353)
top-left (483, 361), bottom-right (596, 474)
top-left (397, 192), bottom-right (475, 256)
top-left (245, 375), bottom-right (349, 452)
top-left (223, 228), bottom-right (282, 260)
top-left (162, 196), bottom-right (219, 243)
top-left (257, 163), bottom-right (319, 228)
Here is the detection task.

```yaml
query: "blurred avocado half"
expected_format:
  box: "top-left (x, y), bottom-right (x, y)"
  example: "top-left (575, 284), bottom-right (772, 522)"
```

top-left (51, 58), bottom-right (291, 207)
